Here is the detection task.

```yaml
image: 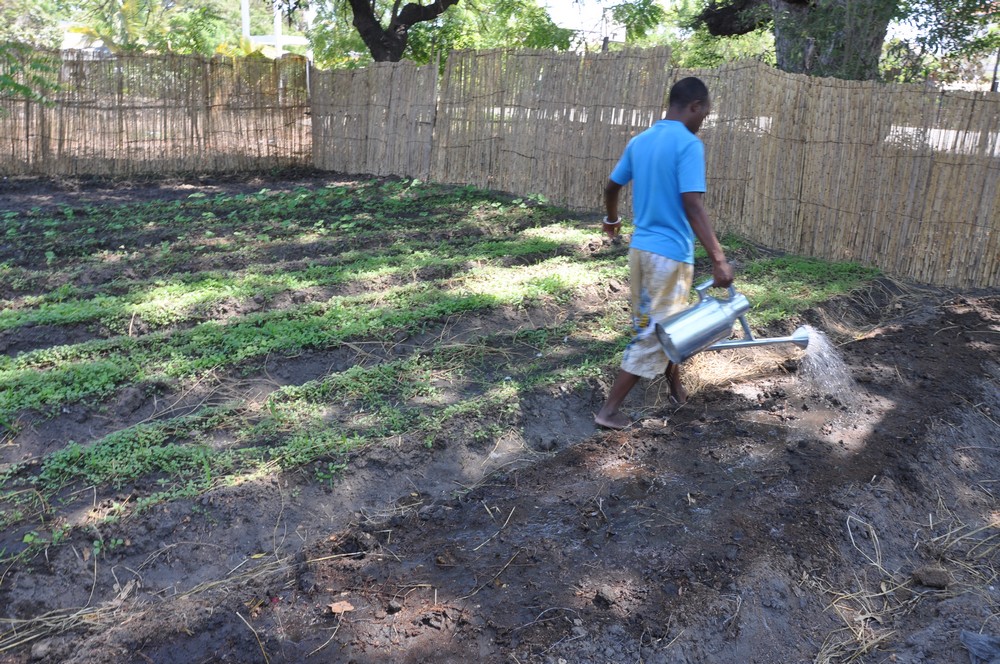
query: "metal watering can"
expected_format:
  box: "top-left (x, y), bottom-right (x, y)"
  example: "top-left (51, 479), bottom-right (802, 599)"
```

top-left (654, 279), bottom-right (810, 364)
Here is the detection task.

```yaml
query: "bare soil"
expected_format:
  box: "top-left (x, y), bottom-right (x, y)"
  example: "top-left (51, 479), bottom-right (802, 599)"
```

top-left (2, 173), bottom-right (999, 664)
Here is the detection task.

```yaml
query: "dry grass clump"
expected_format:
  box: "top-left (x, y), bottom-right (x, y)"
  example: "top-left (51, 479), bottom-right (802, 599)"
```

top-left (683, 346), bottom-right (799, 397)
top-left (809, 501), bottom-right (1000, 664)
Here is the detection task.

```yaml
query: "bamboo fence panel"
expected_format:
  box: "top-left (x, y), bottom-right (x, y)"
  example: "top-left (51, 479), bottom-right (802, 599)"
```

top-left (431, 48), bottom-right (672, 211)
top-left (699, 60), bottom-right (999, 288)
top-left (432, 49), bottom-right (505, 190)
top-left (687, 62), bottom-right (755, 237)
top-left (312, 67), bottom-right (369, 174)
top-left (898, 88), bottom-right (1000, 287)
top-left (0, 49), bottom-right (310, 176)
top-left (312, 61), bottom-right (436, 177)
top-left (705, 62), bottom-right (814, 252)
top-left (317, 64), bottom-right (375, 176)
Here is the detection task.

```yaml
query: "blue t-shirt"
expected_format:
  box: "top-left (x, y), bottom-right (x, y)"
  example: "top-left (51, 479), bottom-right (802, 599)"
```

top-left (609, 120), bottom-right (706, 264)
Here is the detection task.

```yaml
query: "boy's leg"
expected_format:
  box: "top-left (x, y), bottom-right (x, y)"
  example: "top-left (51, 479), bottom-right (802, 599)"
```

top-left (595, 250), bottom-right (692, 429)
top-left (665, 361), bottom-right (688, 404)
top-left (595, 369), bottom-right (641, 429)
top-left (619, 252), bottom-right (693, 406)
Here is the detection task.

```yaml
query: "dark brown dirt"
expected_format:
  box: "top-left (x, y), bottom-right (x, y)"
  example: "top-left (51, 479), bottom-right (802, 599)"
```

top-left (1, 174), bottom-right (999, 664)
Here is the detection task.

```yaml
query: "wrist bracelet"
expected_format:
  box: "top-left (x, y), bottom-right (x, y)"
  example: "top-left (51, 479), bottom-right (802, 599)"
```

top-left (603, 216), bottom-right (622, 226)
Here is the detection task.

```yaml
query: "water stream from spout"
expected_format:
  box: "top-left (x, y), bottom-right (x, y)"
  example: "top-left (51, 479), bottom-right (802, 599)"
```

top-left (796, 326), bottom-right (858, 407)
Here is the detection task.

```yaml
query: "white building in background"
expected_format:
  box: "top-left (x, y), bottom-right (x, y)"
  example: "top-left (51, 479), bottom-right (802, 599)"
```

top-left (240, 0), bottom-right (315, 59)
top-left (60, 30), bottom-right (94, 52)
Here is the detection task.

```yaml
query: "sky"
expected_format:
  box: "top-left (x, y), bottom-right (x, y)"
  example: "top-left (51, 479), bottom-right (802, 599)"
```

top-left (542, 0), bottom-right (626, 42)
top-left (543, 0), bottom-right (924, 44)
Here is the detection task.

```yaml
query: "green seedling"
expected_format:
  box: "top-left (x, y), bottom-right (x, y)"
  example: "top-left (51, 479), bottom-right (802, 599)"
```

top-left (314, 460), bottom-right (347, 487)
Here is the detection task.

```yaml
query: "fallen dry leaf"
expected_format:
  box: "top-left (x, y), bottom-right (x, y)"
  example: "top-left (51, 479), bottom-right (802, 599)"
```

top-left (328, 600), bottom-right (355, 614)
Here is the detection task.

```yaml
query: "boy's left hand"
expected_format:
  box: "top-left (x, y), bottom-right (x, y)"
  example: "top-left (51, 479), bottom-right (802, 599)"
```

top-left (602, 217), bottom-right (622, 239)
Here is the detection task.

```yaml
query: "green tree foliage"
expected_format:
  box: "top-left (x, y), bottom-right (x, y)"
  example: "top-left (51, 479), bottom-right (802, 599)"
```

top-left (311, 0), bottom-right (574, 68)
top-left (609, 0), bottom-right (667, 41)
top-left (902, 0), bottom-right (998, 56)
top-left (68, 0), bottom-right (245, 55)
top-left (342, 0), bottom-right (461, 62)
top-left (631, 0), bottom-right (773, 67)
top-left (307, 0), bottom-right (677, 66)
top-left (0, 42), bottom-right (59, 110)
top-left (310, 3), bottom-right (371, 67)
top-left (885, 1), bottom-right (1000, 82)
top-left (155, 5), bottom-right (235, 54)
top-left (70, 0), bottom-right (170, 54)
top-left (407, 0), bottom-right (574, 60)
top-left (0, 0), bottom-right (61, 108)
top-left (0, 0), bottom-right (65, 48)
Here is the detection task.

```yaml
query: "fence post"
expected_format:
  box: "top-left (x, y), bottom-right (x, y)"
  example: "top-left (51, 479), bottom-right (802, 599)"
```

top-left (426, 57), bottom-right (438, 182)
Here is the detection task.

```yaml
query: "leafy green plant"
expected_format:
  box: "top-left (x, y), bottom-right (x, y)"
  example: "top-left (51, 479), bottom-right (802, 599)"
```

top-left (314, 460), bottom-right (347, 487)
top-left (0, 42), bottom-right (59, 109)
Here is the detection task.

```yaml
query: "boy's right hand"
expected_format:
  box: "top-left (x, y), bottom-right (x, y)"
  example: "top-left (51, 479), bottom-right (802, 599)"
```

top-left (712, 260), bottom-right (735, 288)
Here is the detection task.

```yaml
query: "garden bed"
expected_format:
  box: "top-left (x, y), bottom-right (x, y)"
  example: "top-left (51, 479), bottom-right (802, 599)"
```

top-left (0, 171), bottom-right (997, 663)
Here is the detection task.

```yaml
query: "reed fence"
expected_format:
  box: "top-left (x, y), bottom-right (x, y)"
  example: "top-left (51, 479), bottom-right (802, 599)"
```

top-left (429, 48), bottom-right (672, 217)
top-left (312, 61), bottom-right (436, 177)
top-left (0, 49), bottom-right (310, 176)
top-left (1, 47), bottom-right (998, 288)
top-left (696, 61), bottom-right (1000, 290)
top-left (314, 50), bottom-right (999, 289)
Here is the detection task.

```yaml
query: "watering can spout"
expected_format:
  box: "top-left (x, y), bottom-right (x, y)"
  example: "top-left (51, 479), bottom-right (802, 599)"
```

top-left (703, 325), bottom-right (812, 352)
top-left (790, 325), bottom-right (810, 349)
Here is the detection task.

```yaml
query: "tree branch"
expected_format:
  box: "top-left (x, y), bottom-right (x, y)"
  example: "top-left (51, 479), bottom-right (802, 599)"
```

top-left (346, 0), bottom-right (461, 61)
top-left (695, 0), bottom-right (770, 36)
top-left (347, 0), bottom-right (397, 60)
top-left (392, 0), bottom-right (460, 30)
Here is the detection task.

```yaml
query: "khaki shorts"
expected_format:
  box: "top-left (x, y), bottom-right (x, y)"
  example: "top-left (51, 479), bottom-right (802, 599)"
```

top-left (620, 249), bottom-right (694, 379)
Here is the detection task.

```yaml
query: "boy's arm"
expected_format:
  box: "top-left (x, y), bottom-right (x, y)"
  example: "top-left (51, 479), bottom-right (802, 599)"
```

top-left (682, 191), bottom-right (734, 288)
top-left (603, 179), bottom-right (624, 238)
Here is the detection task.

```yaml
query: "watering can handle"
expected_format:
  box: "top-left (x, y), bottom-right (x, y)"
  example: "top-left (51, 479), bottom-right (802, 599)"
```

top-left (695, 279), bottom-right (754, 341)
top-left (694, 279), bottom-right (737, 302)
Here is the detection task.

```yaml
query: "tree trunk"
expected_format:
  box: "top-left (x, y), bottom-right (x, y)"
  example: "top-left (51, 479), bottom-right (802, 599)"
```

top-left (769, 0), bottom-right (897, 80)
top-left (347, 0), bottom-right (460, 62)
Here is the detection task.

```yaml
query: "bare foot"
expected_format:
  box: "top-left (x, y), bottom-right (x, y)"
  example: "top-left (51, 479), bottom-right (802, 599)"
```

top-left (594, 410), bottom-right (632, 430)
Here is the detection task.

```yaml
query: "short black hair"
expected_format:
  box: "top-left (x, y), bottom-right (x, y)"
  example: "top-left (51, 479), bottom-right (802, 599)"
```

top-left (668, 77), bottom-right (710, 108)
